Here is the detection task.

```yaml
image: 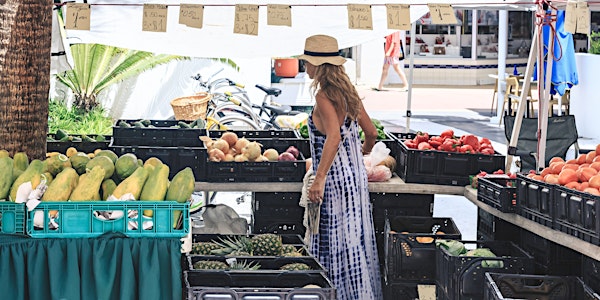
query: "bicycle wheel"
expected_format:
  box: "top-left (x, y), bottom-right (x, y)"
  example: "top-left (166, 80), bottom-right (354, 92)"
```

top-left (210, 103), bottom-right (261, 125)
top-left (207, 115), bottom-right (261, 130)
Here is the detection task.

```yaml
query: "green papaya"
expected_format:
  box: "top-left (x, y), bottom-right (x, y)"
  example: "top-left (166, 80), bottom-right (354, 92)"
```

top-left (41, 167), bottom-right (79, 202)
top-left (140, 164), bottom-right (170, 216)
top-left (115, 153), bottom-right (139, 180)
top-left (0, 157), bottom-right (14, 200)
top-left (86, 156), bottom-right (115, 180)
top-left (101, 179), bottom-right (117, 200)
top-left (165, 167), bottom-right (195, 228)
top-left (45, 154), bottom-right (72, 176)
top-left (70, 153), bottom-right (91, 175)
top-left (0, 150), bottom-right (9, 158)
top-left (13, 152), bottom-right (29, 172)
top-left (69, 166), bottom-right (105, 201)
top-left (95, 150), bottom-right (118, 164)
top-left (111, 166), bottom-right (149, 200)
top-left (9, 160), bottom-right (44, 202)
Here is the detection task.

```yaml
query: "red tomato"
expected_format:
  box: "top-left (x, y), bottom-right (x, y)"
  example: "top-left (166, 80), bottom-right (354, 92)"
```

top-left (480, 137), bottom-right (492, 145)
top-left (459, 144), bottom-right (474, 153)
top-left (404, 140), bottom-right (417, 149)
top-left (440, 129), bottom-right (454, 139)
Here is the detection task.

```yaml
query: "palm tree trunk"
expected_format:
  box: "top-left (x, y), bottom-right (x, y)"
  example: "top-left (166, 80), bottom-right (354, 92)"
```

top-left (0, 0), bottom-right (52, 160)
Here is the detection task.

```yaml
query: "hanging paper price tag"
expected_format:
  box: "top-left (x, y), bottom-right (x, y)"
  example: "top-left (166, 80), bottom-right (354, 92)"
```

top-left (386, 4), bottom-right (410, 30)
top-left (347, 4), bottom-right (373, 30)
top-left (427, 4), bottom-right (458, 25)
top-left (267, 4), bottom-right (291, 26)
top-left (234, 4), bottom-right (259, 36)
top-left (142, 4), bottom-right (168, 32)
top-left (65, 3), bottom-right (91, 30)
top-left (180, 4), bottom-right (203, 29)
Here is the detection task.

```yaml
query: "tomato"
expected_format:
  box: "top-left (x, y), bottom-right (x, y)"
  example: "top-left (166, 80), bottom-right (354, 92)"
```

top-left (480, 137), bottom-right (492, 145)
top-left (480, 148), bottom-right (495, 155)
top-left (414, 131), bottom-right (430, 144)
top-left (417, 142), bottom-right (433, 150)
top-left (429, 140), bottom-right (442, 149)
top-left (404, 140), bottom-right (417, 149)
top-left (459, 144), bottom-right (474, 153)
top-left (440, 129), bottom-right (454, 139)
top-left (460, 134), bottom-right (480, 151)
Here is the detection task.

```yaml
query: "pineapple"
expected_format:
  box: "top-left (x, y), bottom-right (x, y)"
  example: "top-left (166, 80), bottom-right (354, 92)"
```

top-left (281, 244), bottom-right (297, 253)
top-left (193, 260), bottom-right (229, 270)
top-left (281, 245), bottom-right (305, 257)
top-left (229, 260), bottom-right (261, 270)
top-left (250, 233), bottom-right (283, 256)
top-left (226, 250), bottom-right (252, 257)
top-left (279, 263), bottom-right (311, 271)
top-left (191, 242), bottom-right (221, 255)
top-left (211, 235), bottom-right (253, 256)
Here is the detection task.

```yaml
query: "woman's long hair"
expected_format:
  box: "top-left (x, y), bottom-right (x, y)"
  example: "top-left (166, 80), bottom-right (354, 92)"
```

top-left (309, 64), bottom-right (362, 120)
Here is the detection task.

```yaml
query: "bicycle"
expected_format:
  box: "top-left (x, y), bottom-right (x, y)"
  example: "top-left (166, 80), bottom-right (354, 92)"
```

top-left (192, 68), bottom-right (251, 104)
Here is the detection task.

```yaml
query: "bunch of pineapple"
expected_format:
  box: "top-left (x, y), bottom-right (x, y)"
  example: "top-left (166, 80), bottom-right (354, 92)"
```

top-left (190, 233), bottom-right (304, 257)
top-left (193, 259), bottom-right (261, 271)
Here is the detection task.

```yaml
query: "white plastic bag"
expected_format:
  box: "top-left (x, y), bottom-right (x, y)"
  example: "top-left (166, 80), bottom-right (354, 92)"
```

top-left (370, 141), bottom-right (390, 166)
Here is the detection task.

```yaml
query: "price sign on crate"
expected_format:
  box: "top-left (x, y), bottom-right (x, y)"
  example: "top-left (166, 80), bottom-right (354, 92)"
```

top-left (142, 4), bottom-right (168, 32)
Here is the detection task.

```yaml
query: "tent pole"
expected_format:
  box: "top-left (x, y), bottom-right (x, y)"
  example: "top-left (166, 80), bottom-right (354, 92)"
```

top-left (538, 8), bottom-right (556, 171)
top-left (406, 21), bottom-right (417, 133)
top-left (505, 28), bottom-right (540, 172)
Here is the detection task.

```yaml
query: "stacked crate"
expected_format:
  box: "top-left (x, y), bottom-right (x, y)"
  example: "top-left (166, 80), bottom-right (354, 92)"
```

top-left (251, 192), bottom-right (305, 236)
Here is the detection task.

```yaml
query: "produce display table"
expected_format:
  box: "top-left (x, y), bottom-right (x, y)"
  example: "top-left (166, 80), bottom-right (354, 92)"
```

top-left (0, 233), bottom-right (182, 300)
top-left (194, 175), bottom-right (466, 195)
top-left (463, 187), bottom-right (600, 261)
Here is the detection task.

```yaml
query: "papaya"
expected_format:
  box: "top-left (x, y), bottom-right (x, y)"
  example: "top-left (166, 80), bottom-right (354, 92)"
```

top-left (12, 169), bottom-right (23, 183)
top-left (165, 167), bottom-right (195, 228)
top-left (111, 166), bottom-right (149, 200)
top-left (13, 152), bottom-right (29, 172)
top-left (0, 149), bottom-right (9, 158)
top-left (137, 159), bottom-right (143, 167)
top-left (69, 166), bottom-right (105, 201)
top-left (86, 156), bottom-right (114, 180)
top-left (140, 164), bottom-right (170, 216)
top-left (0, 157), bottom-right (14, 200)
top-left (143, 157), bottom-right (163, 168)
top-left (101, 179), bottom-right (117, 200)
top-left (9, 160), bottom-right (44, 202)
top-left (42, 167), bottom-right (79, 202)
top-left (30, 173), bottom-right (42, 189)
top-left (42, 172), bottom-right (54, 186)
top-left (95, 150), bottom-right (118, 164)
top-left (45, 154), bottom-right (72, 176)
top-left (70, 153), bottom-right (91, 175)
top-left (66, 147), bottom-right (78, 158)
top-left (115, 153), bottom-right (139, 180)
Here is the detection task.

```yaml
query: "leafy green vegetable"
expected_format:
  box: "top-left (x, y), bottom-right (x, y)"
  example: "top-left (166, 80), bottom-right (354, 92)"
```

top-left (436, 239), bottom-right (466, 256)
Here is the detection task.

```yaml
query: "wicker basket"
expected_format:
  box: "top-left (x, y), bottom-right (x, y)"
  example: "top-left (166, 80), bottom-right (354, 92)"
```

top-left (170, 93), bottom-right (211, 121)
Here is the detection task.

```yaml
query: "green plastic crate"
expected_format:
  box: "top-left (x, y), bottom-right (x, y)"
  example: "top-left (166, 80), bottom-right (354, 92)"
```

top-left (0, 201), bottom-right (26, 235)
top-left (27, 201), bottom-right (189, 238)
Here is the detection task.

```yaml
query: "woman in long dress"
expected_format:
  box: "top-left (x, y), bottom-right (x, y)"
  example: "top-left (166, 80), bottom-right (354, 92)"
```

top-left (299, 34), bottom-right (383, 300)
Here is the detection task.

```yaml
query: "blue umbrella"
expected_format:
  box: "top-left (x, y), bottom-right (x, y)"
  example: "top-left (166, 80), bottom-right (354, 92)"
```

top-left (534, 10), bottom-right (578, 96)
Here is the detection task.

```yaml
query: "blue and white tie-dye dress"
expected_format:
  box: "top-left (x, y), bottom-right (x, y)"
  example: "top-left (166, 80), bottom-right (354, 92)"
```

top-left (308, 113), bottom-right (383, 300)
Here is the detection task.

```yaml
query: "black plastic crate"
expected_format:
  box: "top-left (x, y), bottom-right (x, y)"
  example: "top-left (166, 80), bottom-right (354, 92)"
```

top-left (371, 193), bottom-right (434, 233)
top-left (553, 184), bottom-right (600, 245)
top-left (383, 216), bottom-right (461, 283)
top-left (251, 216), bottom-right (306, 236)
top-left (184, 270), bottom-right (335, 299)
top-left (583, 255), bottom-right (600, 294)
top-left (519, 229), bottom-right (582, 276)
top-left (112, 119), bottom-right (206, 147)
top-left (47, 134), bottom-right (112, 153)
top-left (110, 142), bottom-right (205, 180)
top-left (436, 240), bottom-right (535, 300)
top-left (384, 280), bottom-right (436, 300)
top-left (192, 233), bottom-right (306, 247)
top-left (187, 255), bottom-right (326, 273)
top-left (484, 273), bottom-right (600, 300)
top-left (394, 136), bottom-right (505, 186)
top-left (252, 192), bottom-right (303, 213)
top-left (477, 208), bottom-right (521, 242)
top-left (516, 173), bottom-right (555, 227)
top-left (477, 177), bottom-right (518, 213)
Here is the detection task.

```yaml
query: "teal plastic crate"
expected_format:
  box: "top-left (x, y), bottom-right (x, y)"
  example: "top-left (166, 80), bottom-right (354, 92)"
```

top-left (27, 201), bottom-right (189, 238)
top-left (0, 201), bottom-right (26, 235)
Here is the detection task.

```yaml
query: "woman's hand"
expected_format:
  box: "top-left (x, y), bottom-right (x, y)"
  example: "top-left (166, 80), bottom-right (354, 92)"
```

top-left (308, 177), bottom-right (325, 203)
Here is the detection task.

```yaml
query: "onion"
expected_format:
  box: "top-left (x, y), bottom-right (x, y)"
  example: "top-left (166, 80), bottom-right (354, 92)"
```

top-left (208, 148), bottom-right (225, 162)
top-left (221, 132), bottom-right (238, 148)
top-left (242, 141), bottom-right (262, 161)
top-left (263, 148), bottom-right (279, 162)
top-left (234, 138), bottom-right (250, 154)
top-left (223, 153), bottom-right (235, 162)
top-left (199, 136), bottom-right (214, 150)
top-left (255, 155), bottom-right (269, 162)
top-left (213, 139), bottom-right (230, 154)
top-left (286, 146), bottom-right (300, 158)
top-left (278, 152), bottom-right (296, 161)
top-left (377, 155), bottom-right (397, 172)
top-left (234, 154), bottom-right (248, 162)
top-left (305, 158), bottom-right (312, 172)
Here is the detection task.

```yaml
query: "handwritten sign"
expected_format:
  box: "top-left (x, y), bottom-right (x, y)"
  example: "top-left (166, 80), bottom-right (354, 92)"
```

top-left (65, 3), bottom-right (90, 30)
top-left (564, 1), bottom-right (577, 34)
top-left (234, 4), bottom-right (259, 36)
top-left (347, 4), bottom-right (372, 30)
top-left (575, 2), bottom-right (590, 35)
top-left (427, 4), bottom-right (458, 25)
top-left (180, 4), bottom-right (203, 29)
top-left (267, 4), bottom-right (291, 26)
top-left (386, 4), bottom-right (410, 30)
top-left (142, 4), bottom-right (167, 32)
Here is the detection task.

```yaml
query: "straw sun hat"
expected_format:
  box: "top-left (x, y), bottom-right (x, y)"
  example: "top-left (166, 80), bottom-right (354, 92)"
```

top-left (299, 34), bottom-right (346, 66)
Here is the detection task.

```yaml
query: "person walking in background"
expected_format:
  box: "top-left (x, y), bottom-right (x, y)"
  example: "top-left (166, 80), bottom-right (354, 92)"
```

top-left (299, 34), bottom-right (383, 300)
top-left (375, 31), bottom-right (409, 91)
